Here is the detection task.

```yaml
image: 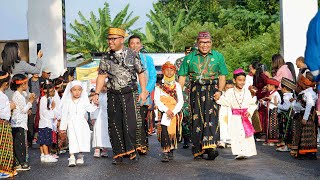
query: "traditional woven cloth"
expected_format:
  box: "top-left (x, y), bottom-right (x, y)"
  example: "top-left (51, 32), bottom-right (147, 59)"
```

top-left (267, 108), bottom-right (279, 143)
top-left (0, 120), bottom-right (15, 177)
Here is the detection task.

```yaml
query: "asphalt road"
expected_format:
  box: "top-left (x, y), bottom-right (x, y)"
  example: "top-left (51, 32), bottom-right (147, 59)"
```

top-left (16, 135), bottom-right (320, 180)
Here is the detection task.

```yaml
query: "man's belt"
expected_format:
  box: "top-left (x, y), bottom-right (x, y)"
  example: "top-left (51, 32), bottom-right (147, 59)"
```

top-left (191, 79), bottom-right (217, 85)
top-left (108, 84), bottom-right (138, 95)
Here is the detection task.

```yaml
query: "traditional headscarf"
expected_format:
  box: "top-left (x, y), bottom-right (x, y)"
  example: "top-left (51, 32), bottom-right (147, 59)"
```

top-left (266, 78), bottom-right (280, 87)
top-left (59, 80), bottom-right (90, 110)
top-left (197, 31), bottom-right (211, 39)
top-left (298, 75), bottom-right (316, 88)
top-left (0, 72), bottom-right (9, 80)
top-left (161, 61), bottom-right (176, 89)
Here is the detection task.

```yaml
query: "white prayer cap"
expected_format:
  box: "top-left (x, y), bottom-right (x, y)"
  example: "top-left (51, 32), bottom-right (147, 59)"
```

top-left (70, 80), bottom-right (83, 88)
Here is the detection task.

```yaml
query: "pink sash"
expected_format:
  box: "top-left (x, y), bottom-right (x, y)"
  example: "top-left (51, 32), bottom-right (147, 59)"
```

top-left (232, 108), bottom-right (255, 137)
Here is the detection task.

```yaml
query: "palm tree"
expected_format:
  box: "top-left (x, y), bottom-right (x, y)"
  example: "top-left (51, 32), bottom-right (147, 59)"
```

top-left (67, 2), bottom-right (139, 57)
top-left (144, 4), bottom-right (194, 53)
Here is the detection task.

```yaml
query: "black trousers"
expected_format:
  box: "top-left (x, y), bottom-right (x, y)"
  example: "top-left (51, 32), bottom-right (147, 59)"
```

top-left (140, 105), bottom-right (149, 146)
top-left (12, 127), bottom-right (27, 165)
top-left (27, 114), bottom-right (35, 144)
top-left (108, 91), bottom-right (137, 158)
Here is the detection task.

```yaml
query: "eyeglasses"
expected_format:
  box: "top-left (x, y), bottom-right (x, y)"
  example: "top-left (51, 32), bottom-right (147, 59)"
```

top-left (107, 37), bottom-right (122, 42)
top-left (198, 41), bottom-right (212, 46)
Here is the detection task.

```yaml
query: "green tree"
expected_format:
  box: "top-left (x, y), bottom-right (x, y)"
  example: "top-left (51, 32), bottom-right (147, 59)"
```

top-left (144, 4), bottom-right (190, 52)
top-left (67, 3), bottom-right (139, 57)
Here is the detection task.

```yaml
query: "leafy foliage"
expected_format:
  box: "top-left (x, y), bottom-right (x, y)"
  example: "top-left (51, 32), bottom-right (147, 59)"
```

top-left (67, 3), bottom-right (139, 57)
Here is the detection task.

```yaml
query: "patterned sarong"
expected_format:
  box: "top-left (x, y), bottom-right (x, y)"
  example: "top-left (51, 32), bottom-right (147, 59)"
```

top-left (0, 120), bottom-right (15, 177)
top-left (190, 81), bottom-right (220, 157)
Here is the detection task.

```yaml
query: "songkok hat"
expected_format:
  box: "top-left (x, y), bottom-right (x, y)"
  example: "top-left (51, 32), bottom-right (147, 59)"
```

top-left (233, 68), bottom-right (245, 75)
top-left (281, 77), bottom-right (296, 91)
top-left (108, 27), bottom-right (128, 37)
top-left (162, 61), bottom-right (176, 72)
top-left (197, 31), bottom-right (211, 39)
top-left (266, 78), bottom-right (280, 87)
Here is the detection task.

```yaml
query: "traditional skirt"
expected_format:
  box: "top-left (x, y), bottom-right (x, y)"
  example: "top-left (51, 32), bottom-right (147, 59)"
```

top-left (267, 108), bottom-right (279, 143)
top-left (299, 111), bottom-right (318, 155)
top-left (291, 113), bottom-right (302, 155)
top-left (190, 81), bottom-right (220, 157)
top-left (37, 128), bottom-right (52, 146)
top-left (0, 120), bottom-right (15, 177)
top-left (107, 86), bottom-right (139, 159)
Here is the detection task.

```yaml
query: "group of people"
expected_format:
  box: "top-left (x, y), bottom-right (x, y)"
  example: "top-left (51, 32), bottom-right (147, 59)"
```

top-left (0, 25), bottom-right (320, 179)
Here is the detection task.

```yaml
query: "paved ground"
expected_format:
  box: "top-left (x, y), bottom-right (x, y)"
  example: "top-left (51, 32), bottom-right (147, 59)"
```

top-left (16, 135), bottom-right (320, 180)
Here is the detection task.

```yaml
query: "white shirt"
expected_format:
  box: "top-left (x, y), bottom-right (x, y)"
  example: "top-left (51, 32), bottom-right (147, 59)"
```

top-left (294, 87), bottom-right (318, 120)
top-left (0, 91), bottom-right (11, 120)
top-left (278, 92), bottom-right (293, 112)
top-left (39, 96), bottom-right (55, 129)
top-left (261, 90), bottom-right (281, 110)
top-left (53, 90), bottom-right (62, 120)
top-left (11, 91), bottom-right (32, 130)
top-left (154, 81), bottom-right (184, 115)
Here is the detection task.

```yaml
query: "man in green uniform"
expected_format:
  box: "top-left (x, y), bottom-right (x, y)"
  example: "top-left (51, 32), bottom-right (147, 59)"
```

top-left (178, 31), bottom-right (228, 160)
top-left (175, 46), bottom-right (192, 149)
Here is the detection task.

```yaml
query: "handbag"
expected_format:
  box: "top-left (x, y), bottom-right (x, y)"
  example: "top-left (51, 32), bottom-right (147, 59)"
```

top-left (251, 109), bottom-right (262, 132)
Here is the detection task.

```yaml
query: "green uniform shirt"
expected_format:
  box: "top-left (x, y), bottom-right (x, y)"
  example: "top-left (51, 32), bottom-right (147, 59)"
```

top-left (178, 50), bottom-right (228, 81)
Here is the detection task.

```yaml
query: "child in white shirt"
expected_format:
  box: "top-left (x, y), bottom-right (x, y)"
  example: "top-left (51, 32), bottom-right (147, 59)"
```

top-left (10, 74), bottom-right (36, 171)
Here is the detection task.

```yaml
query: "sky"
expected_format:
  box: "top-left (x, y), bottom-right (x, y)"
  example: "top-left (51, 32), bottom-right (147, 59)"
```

top-left (0, 0), bottom-right (157, 40)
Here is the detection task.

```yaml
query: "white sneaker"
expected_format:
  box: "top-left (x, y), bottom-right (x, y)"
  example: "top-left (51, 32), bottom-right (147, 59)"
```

top-left (68, 156), bottom-right (76, 167)
top-left (0, 172), bottom-right (10, 179)
top-left (44, 156), bottom-right (58, 163)
top-left (276, 145), bottom-right (290, 152)
top-left (40, 155), bottom-right (45, 162)
top-left (76, 156), bottom-right (84, 164)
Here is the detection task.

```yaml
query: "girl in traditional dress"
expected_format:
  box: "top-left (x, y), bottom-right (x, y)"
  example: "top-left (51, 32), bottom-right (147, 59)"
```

top-left (291, 71), bottom-right (318, 159)
top-left (38, 82), bottom-right (58, 163)
top-left (154, 61), bottom-right (183, 162)
top-left (10, 74), bottom-right (36, 171)
top-left (217, 69), bottom-right (257, 159)
top-left (59, 80), bottom-right (97, 167)
top-left (0, 71), bottom-right (16, 178)
top-left (92, 83), bottom-right (111, 157)
top-left (259, 78), bottom-right (281, 146)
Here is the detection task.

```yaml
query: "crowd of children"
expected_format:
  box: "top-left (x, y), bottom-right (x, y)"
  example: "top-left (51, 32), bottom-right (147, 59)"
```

top-left (0, 53), bottom-right (319, 178)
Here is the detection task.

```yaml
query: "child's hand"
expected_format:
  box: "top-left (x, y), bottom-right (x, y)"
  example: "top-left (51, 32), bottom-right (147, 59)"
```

top-left (29, 93), bottom-right (36, 103)
top-left (244, 111), bottom-right (250, 118)
top-left (51, 100), bottom-right (56, 109)
top-left (10, 102), bottom-right (16, 110)
top-left (289, 98), bottom-right (295, 102)
top-left (166, 110), bottom-right (174, 119)
top-left (28, 109), bottom-right (32, 116)
top-left (91, 119), bottom-right (96, 126)
top-left (301, 119), bottom-right (307, 125)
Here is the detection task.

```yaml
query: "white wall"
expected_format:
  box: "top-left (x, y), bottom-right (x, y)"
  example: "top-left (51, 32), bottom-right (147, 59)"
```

top-left (280, 0), bottom-right (318, 73)
top-left (28, 0), bottom-right (66, 79)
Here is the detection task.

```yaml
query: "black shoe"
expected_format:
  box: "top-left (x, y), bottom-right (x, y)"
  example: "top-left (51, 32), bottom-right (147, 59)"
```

top-left (168, 151), bottom-right (174, 160)
top-left (207, 149), bottom-right (219, 160)
top-left (183, 144), bottom-right (189, 149)
top-left (112, 157), bottom-right (123, 165)
top-left (161, 153), bottom-right (169, 162)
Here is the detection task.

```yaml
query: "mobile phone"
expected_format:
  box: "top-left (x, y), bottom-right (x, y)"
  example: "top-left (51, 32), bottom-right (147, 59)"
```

top-left (37, 43), bottom-right (41, 54)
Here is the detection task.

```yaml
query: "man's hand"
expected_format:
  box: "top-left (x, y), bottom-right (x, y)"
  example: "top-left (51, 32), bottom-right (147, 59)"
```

top-left (166, 110), bottom-right (174, 119)
top-left (37, 50), bottom-right (43, 59)
top-left (138, 91), bottom-right (148, 105)
top-left (213, 91), bottom-right (222, 101)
